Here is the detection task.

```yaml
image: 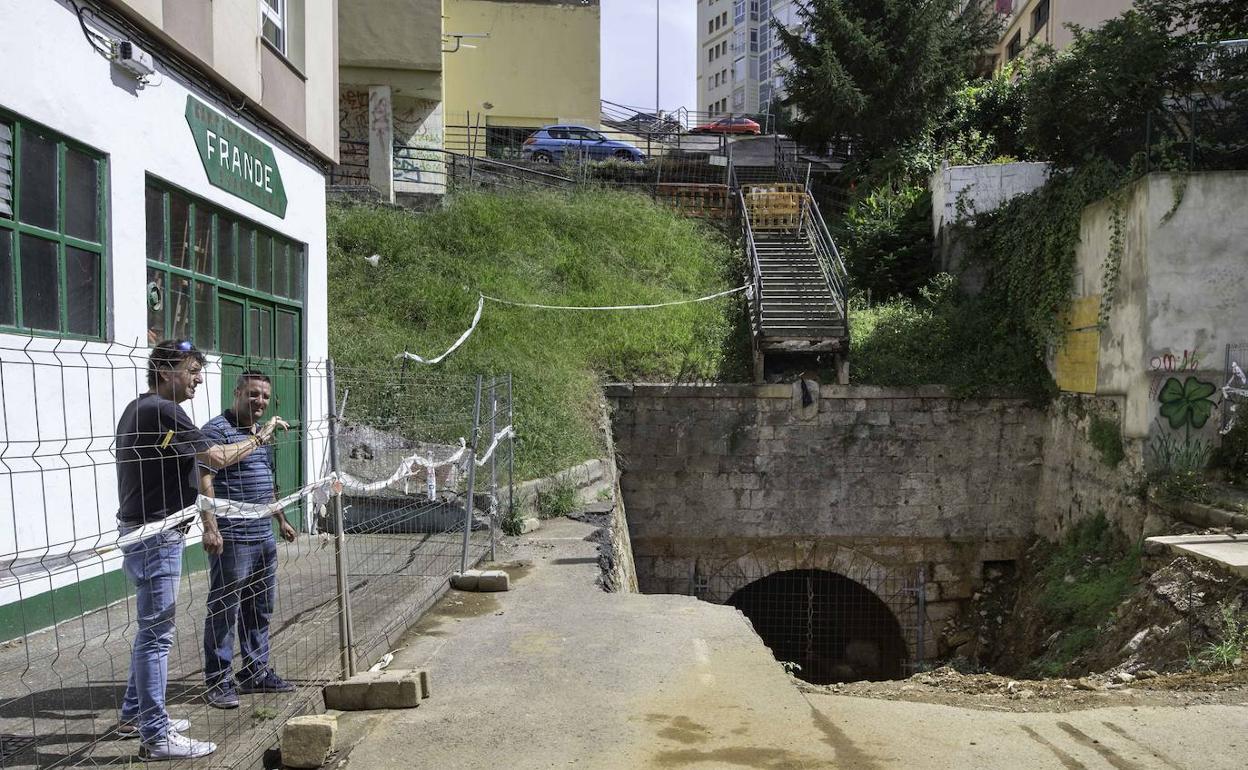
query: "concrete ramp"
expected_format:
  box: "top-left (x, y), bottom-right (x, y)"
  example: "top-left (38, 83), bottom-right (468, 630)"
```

top-left (340, 518), bottom-right (840, 768)
top-left (1145, 534), bottom-right (1248, 578)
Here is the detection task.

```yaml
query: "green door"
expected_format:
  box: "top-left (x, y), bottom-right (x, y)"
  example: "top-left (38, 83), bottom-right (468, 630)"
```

top-left (218, 290), bottom-right (305, 529)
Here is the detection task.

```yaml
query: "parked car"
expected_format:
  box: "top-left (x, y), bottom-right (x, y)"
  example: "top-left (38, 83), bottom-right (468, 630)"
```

top-left (520, 125), bottom-right (645, 164)
top-left (690, 116), bottom-right (762, 135)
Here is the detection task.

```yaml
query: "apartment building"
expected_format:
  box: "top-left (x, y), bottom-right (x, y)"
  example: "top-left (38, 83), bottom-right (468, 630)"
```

top-left (696, 0), bottom-right (801, 119)
top-left (339, 0), bottom-right (446, 196)
top-left (443, 0), bottom-right (601, 157)
top-left (0, 0), bottom-right (336, 632)
top-left (990, 0), bottom-right (1133, 70)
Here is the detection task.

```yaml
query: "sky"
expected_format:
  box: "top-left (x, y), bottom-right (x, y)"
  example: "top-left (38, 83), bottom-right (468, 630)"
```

top-left (600, 0), bottom-right (697, 113)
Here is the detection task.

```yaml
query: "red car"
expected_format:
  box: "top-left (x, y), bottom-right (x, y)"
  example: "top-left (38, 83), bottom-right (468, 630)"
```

top-left (690, 116), bottom-right (762, 135)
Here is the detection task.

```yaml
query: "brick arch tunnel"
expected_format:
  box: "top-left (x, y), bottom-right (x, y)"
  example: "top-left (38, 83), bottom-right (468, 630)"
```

top-left (726, 569), bottom-right (909, 685)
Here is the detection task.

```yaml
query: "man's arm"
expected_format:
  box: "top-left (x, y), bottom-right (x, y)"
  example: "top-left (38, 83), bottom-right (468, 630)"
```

top-left (194, 416), bottom-right (290, 470)
top-left (198, 469), bottom-right (224, 556)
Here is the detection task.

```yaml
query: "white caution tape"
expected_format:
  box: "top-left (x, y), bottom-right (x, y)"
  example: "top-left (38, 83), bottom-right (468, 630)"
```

top-left (475, 426), bottom-right (515, 467)
top-left (394, 286), bottom-right (747, 366)
top-left (395, 295), bottom-right (485, 364)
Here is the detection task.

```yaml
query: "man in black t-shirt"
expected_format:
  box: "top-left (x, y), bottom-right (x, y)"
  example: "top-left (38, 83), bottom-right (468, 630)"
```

top-left (114, 340), bottom-right (285, 761)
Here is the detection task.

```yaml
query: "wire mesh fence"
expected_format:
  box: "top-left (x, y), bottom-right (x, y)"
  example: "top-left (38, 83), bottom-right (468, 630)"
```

top-left (0, 338), bottom-right (512, 767)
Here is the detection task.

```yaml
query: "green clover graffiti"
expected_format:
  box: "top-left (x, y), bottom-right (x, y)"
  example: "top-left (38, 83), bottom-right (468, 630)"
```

top-left (1158, 376), bottom-right (1218, 430)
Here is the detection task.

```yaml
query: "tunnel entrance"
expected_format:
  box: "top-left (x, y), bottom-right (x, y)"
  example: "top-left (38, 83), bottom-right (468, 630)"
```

top-left (726, 569), bottom-right (910, 685)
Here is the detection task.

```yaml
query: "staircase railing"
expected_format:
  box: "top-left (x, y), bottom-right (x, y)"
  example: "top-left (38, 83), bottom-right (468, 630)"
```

top-left (732, 165), bottom-right (765, 340)
top-left (799, 191), bottom-right (850, 330)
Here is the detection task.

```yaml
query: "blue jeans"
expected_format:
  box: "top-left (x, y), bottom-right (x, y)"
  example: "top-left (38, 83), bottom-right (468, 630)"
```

top-left (203, 536), bottom-right (277, 687)
top-left (119, 528), bottom-right (184, 743)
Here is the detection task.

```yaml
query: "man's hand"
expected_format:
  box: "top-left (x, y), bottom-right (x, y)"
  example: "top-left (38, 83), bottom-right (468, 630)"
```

top-left (256, 416), bottom-right (291, 444)
top-left (278, 518), bottom-right (297, 542)
top-left (202, 526), bottom-right (224, 556)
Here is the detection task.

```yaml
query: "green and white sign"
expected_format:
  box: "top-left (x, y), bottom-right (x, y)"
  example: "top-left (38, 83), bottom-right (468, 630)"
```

top-left (185, 95), bottom-right (288, 218)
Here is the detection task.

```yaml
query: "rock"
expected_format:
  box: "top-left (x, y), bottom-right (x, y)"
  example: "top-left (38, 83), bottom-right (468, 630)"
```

top-left (946, 629), bottom-right (975, 648)
top-left (1064, 574), bottom-right (1077, 584)
top-left (1043, 630), bottom-right (1062, 648)
top-left (521, 517), bottom-right (541, 534)
top-left (1115, 671), bottom-right (1136, 684)
top-left (1016, 689), bottom-right (1036, 699)
top-left (1136, 669), bottom-right (1160, 680)
top-left (1076, 678), bottom-right (1102, 691)
top-left (281, 714), bottom-right (338, 768)
top-left (1121, 628), bottom-right (1151, 655)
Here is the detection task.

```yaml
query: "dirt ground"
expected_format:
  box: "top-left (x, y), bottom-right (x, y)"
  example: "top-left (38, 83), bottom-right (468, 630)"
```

top-left (798, 663), bottom-right (1248, 713)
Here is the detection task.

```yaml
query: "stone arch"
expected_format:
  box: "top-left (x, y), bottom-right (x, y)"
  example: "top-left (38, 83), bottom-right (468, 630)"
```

top-left (726, 569), bottom-right (909, 683)
top-left (694, 540), bottom-right (919, 682)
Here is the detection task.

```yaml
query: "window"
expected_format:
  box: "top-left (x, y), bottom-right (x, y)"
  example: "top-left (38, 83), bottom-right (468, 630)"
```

top-left (749, 1), bottom-right (758, 21)
top-left (734, 29), bottom-right (745, 55)
top-left (734, 0), bottom-right (745, 25)
top-left (145, 180), bottom-right (304, 350)
top-left (734, 56), bottom-right (746, 82)
top-left (1006, 30), bottom-right (1022, 60)
top-left (1031, 0), bottom-right (1049, 37)
top-left (261, 0), bottom-right (286, 54)
top-left (750, 29), bottom-right (759, 52)
top-left (0, 114), bottom-right (106, 338)
top-left (708, 19), bottom-right (714, 34)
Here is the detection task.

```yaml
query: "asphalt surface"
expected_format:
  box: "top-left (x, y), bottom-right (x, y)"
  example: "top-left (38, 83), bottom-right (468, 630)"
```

top-left (341, 518), bottom-right (1248, 770)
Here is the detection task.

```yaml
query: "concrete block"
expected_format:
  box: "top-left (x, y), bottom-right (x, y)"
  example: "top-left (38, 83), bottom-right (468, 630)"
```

top-left (476, 569), bottom-right (511, 592)
top-left (417, 668), bottom-right (431, 698)
top-left (451, 569), bottom-right (483, 590)
top-left (281, 714), bottom-right (338, 768)
top-left (521, 517), bottom-right (541, 534)
top-left (323, 672), bottom-right (379, 711)
top-left (365, 670), bottom-right (423, 709)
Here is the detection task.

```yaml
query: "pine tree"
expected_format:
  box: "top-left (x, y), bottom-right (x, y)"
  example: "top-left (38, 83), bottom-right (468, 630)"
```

top-left (777, 0), bottom-right (1000, 160)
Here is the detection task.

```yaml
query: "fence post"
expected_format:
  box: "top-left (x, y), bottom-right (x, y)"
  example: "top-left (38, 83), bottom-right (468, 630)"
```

top-left (326, 359), bottom-right (356, 678)
top-left (507, 374), bottom-right (515, 524)
top-left (488, 379), bottom-right (498, 563)
top-left (460, 375), bottom-right (484, 573)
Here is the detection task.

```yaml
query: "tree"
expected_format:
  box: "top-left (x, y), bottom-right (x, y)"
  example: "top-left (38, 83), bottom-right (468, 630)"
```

top-left (776, 0), bottom-right (1000, 161)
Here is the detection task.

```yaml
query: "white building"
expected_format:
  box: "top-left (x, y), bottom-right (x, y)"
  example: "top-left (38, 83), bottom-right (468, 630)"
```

top-left (0, 0), bottom-right (337, 636)
top-left (696, 0), bottom-right (801, 120)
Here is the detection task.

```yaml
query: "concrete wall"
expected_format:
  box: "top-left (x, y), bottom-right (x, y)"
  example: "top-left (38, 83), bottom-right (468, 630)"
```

top-left (1066, 172), bottom-right (1248, 470)
top-left (0, 0), bottom-right (330, 608)
top-left (339, 0), bottom-right (444, 83)
top-left (606, 382), bottom-right (1048, 661)
top-left (443, 0), bottom-right (601, 143)
top-left (109, 0), bottom-right (339, 160)
top-left (930, 161), bottom-right (1050, 285)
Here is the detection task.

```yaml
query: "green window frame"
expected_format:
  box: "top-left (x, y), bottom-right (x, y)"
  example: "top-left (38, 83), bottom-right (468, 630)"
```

top-left (144, 178), bottom-right (304, 352)
top-left (0, 110), bottom-right (108, 339)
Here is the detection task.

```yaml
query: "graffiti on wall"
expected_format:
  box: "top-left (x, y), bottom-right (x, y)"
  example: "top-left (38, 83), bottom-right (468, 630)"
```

top-left (1223, 361), bottom-right (1248, 434)
top-left (1148, 348), bottom-right (1203, 398)
top-left (339, 89), bottom-right (445, 186)
top-left (1149, 374), bottom-right (1218, 471)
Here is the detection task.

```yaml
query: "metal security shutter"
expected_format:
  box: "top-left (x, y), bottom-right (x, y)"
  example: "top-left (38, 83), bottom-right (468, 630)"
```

top-left (0, 122), bottom-right (12, 218)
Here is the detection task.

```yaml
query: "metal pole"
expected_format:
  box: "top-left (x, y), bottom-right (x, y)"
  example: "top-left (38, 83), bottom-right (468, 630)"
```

top-left (459, 375), bottom-right (483, 574)
top-left (488, 380), bottom-right (498, 563)
top-left (655, 0), bottom-right (661, 121)
top-left (916, 565), bottom-right (927, 673)
top-left (326, 360), bottom-right (356, 678)
top-left (507, 374), bottom-right (515, 523)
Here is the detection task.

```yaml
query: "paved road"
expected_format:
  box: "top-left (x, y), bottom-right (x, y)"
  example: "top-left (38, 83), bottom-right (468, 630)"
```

top-left (342, 518), bottom-right (1248, 769)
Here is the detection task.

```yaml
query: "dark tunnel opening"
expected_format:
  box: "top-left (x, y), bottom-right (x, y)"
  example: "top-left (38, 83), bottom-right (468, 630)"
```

top-left (726, 569), bottom-right (909, 685)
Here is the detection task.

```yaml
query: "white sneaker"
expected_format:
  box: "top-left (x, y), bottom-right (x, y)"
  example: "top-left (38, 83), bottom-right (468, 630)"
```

top-left (138, 730), bottom-right (216, 761)
top-left (117, 717), bottom-right (190, 738)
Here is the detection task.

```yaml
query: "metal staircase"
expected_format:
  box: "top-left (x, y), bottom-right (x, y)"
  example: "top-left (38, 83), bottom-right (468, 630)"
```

top-left (734, 167), bottom-right (850, 383)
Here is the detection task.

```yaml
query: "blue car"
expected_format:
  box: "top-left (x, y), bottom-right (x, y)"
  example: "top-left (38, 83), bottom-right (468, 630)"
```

top-left (520, 125), bottom-right (645, 164)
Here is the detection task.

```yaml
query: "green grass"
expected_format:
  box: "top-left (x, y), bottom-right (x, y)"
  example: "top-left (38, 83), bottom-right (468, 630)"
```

top-left (535, 476), bottom-right (579, 519)
top-left (848, 274), bottom-right (1053, 397)
top-left (1088, 416), bottom-right (1125, 467)
top-left (328, 190), bottom-right (749, 479)
top-left (1023, 513), bottom-right (1140, 677)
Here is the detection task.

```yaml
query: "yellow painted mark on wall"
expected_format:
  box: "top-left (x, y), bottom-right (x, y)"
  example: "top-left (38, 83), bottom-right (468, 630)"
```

top-left (1054, 295), bottom-right (1100, 394)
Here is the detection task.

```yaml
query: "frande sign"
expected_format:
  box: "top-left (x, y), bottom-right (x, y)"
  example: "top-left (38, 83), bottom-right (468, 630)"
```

top-left (185, 95), bottom-right (288, 218)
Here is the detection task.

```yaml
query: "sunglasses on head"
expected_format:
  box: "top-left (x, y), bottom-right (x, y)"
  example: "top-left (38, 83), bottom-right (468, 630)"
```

top-left (175, 340), bottom-right (194, 352)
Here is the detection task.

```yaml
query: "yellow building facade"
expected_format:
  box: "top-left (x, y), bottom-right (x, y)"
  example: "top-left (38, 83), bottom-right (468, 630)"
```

top-left (443, 0), bottom-right (601, 157)
top-left (991, 0), bottom-right (1133, 72)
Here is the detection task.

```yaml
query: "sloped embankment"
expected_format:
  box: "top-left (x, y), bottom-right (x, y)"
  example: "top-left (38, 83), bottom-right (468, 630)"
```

top-left (327, 190), bottom-right (750, 480)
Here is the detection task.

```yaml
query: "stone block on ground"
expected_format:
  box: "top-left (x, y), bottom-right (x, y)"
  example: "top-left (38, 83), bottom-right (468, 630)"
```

top-left (476, 569), bottom-right (510, 592)
top-left (281, 714), bottom-right (338, 768)
top-left (323, 669), bottom-right (430, 711)
top-left (521, 517), bottom-right (541, 534)
top-left (365, 670), bottom-right (423, 709)
top-left (451, 569), bottom-right (483, 590)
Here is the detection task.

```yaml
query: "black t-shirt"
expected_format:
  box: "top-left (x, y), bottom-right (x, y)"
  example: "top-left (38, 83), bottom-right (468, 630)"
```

top-left (116, 393), bottom-right (215, 525)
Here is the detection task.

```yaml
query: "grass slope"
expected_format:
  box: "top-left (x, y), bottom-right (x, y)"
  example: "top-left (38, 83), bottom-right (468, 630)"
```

top-left (328, 190), bottom-right (748, 479)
